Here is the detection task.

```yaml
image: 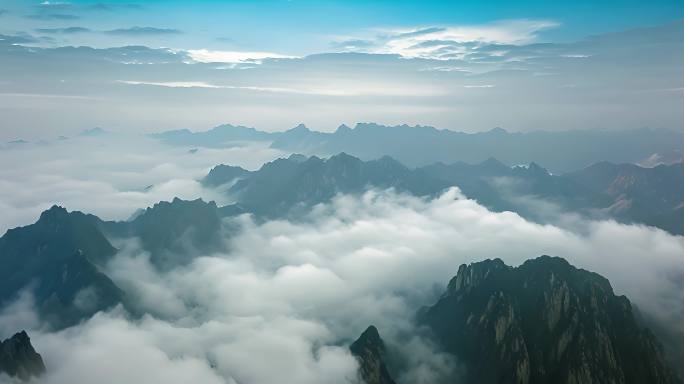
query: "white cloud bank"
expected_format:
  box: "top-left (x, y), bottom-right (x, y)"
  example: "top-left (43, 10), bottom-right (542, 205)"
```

top-left (1, 188), bottom-right (682, 384)
top-left (0, 134), bottom-right (283, 234)
top-left (335, 19), bottom-right (560, 60)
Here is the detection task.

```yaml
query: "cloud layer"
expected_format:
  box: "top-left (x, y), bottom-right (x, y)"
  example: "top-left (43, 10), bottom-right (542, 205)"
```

top-left (1, 185), bottom-right (683, 383)
top-left (0, 134), bottom-right (283, 235)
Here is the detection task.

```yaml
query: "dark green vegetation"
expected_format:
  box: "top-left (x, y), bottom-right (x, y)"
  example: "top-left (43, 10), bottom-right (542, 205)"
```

top-left (350, 326), bottom-right (396, 384)
top-left (0, 331), bottom-right (46, 381)
top-left (419, 256), bottom-right (681, 384)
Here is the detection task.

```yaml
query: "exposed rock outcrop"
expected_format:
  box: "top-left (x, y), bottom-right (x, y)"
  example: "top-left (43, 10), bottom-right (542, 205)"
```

top-left (420, 256), bottom-right (680, 384)
top-left (0, 331), bottom-right (46, 381)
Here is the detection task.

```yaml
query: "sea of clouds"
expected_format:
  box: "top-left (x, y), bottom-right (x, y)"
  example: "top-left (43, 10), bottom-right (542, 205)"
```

top-left (1, 136), bottom-right (683, 383)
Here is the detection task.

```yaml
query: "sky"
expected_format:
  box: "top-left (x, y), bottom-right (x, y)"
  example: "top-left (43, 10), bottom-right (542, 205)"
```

top-left (0, 0), bottom-right (683, 138)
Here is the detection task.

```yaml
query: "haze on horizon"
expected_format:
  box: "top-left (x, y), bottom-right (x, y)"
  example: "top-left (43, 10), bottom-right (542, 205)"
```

top-left (0, 0), bottom-right (683, 140)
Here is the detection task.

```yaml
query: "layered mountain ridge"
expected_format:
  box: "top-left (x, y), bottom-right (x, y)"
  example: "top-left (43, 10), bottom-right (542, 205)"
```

top-left (152, 123), bottom-right (684, 173)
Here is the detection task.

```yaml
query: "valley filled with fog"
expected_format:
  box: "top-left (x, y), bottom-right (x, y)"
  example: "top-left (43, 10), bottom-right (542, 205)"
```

top-left (1, 128), bottom-right (683, 383)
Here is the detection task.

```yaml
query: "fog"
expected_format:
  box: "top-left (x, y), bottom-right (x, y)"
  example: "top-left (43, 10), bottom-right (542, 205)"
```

top-left (1, 185), bottom-right (683, 383)
top-left (0, 133), bottom-right (283, 234)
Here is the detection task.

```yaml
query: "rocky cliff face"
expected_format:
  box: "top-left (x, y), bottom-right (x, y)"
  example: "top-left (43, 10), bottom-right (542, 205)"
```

top-left (0, 331), bottom-right (46, 381)
top-left (350, 326), bottom-right (396, 384)
top-left (420, 256), bottom-right (680, 384)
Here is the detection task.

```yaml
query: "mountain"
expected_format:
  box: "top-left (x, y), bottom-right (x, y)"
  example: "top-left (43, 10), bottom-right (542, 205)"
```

top-left (0, 331), bottom-right (46, 381)
top-left (215, 153), bottom-right (446, 216)
top-left (149, 124), bottom-right (275, 147)
top-left (203, 153), bottom-right (602, 221)
top-left (350, 326), bottom-right (396, 384)
top-left (101, 198), bottom-right (225, 269)
top-left (0, 206), bottom-right (124, 329)
top-left (204, 153), bottom-right (684, 235)
top-left (272, 124), bottom-right (684, 173)
top-left (154, 123), bottom-right (684, 173)
top-left (566, 162), bottom-right (684, 234)
top-left (419, 256), bottom-right (680, 384)
top-left (203, 164), bottom-right (252, 188)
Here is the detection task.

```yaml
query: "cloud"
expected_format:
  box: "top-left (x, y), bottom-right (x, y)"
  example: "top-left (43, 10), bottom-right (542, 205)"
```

top-left (118, 80), bottom-right (226, 89)
top-left (186, 49), bottom-right (296, 64)
top-left (2, 21), bottom-right (684, 136)
top-left (105, 26), bottom-right (182, 36)
top-left (0, 187), bottom-right (681, 383)
top-left (35, 27), bottom-right (92, 34)
top-left (0, 9), bottom-right (7, 16)
top-left (26, 13), bottom-right (80, 20)
top-left (334, 19), bottom-right (560, 60)
top-left (86, 3), bottom-right (144, 11)
top-left (0, 134), bottom-right (284, 234)
top-left (116, 79), bottom-right (442, 97)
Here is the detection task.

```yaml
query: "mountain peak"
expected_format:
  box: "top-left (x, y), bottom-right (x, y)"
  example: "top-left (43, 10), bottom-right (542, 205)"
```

top-left (0, 331), bottom-right (46, 381)
top-left (350, 326), bottom-right (396, 384)
top-left (335, 124), bottom-right (352, 134)
top-left (487, 127), bottom-right (508, 135)
top-left (423, 256), bottom-right (679, 384)
top-left (289, 123), bottom-right (309, 132)
top-left (287, 153), bottom-right (308, 163)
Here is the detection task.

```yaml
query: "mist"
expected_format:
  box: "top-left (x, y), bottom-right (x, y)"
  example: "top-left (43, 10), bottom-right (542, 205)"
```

top-left (2, 187), bottom-right (682, 383)
top-left (0, 133), bottom-right (283, 235)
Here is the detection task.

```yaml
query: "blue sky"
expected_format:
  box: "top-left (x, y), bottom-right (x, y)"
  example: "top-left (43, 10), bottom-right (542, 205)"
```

top-left (0, 1), bottom-right (683, 138)
top-left (2, 0), bottom-right (684, 53)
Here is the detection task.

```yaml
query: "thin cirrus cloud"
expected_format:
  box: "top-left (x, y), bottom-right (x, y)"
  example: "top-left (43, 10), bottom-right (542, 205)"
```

top-left (105, 26), bottom-right (182, 36)
top-left (186, 49), bottom-right (297, 64)
top-left (35, 26), bottom-right (92, 34)
top-left (26, 13), bottom-right (80, 20)
top-left (116, 80), bottom-right (447, 97)
top-left (33, 26), bottom-right (179, 36)
top-left (333, 19), bottom-right (560, 60)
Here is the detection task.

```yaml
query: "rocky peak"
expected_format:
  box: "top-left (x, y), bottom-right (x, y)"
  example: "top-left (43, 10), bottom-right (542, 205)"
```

top-left (422, 256), bottom-right (681, 384)
top-left (0, 331), bottom-right (46, 381)
top-left (350, 326), bottom-right (396, 384)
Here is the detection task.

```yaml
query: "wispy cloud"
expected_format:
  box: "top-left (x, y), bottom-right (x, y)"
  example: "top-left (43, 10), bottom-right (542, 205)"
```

top-left (186, 49), bottom-right (296, 64)
top-left (116, 79), bottom-right (445, 97)
top-left (27, 12), bottom-right (79, 20)
top-left (117, 81), bottom-right (225, 89)
top-left (332, 19), bottom-right (560, 60)
top-left (105, 26), bottom-right (182, 36)
top-left (35, 27), bottom-right (92, 34)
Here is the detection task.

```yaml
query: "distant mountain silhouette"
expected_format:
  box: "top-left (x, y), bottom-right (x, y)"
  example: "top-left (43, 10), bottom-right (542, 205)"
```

top-left (566, 162), bottom-right (684, 234)
top-left (153, 123), bottom-right (684, 173)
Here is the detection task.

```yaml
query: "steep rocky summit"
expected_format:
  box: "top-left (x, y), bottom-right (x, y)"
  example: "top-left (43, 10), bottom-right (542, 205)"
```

top-left (0, 331), bottom-right (46, 381)
top-left (350, 326), bottom-right (396, 384)
top-left (420, 256), bottom-right (680, 384)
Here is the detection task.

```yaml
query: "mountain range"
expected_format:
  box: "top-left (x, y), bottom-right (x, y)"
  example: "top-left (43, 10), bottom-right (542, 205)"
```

top-left (1, 202), bottom-right (682, 382)
top-left (152, 123), bottom-right (684, 173)
top-left (204, 152), bottom-right (684, 235)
